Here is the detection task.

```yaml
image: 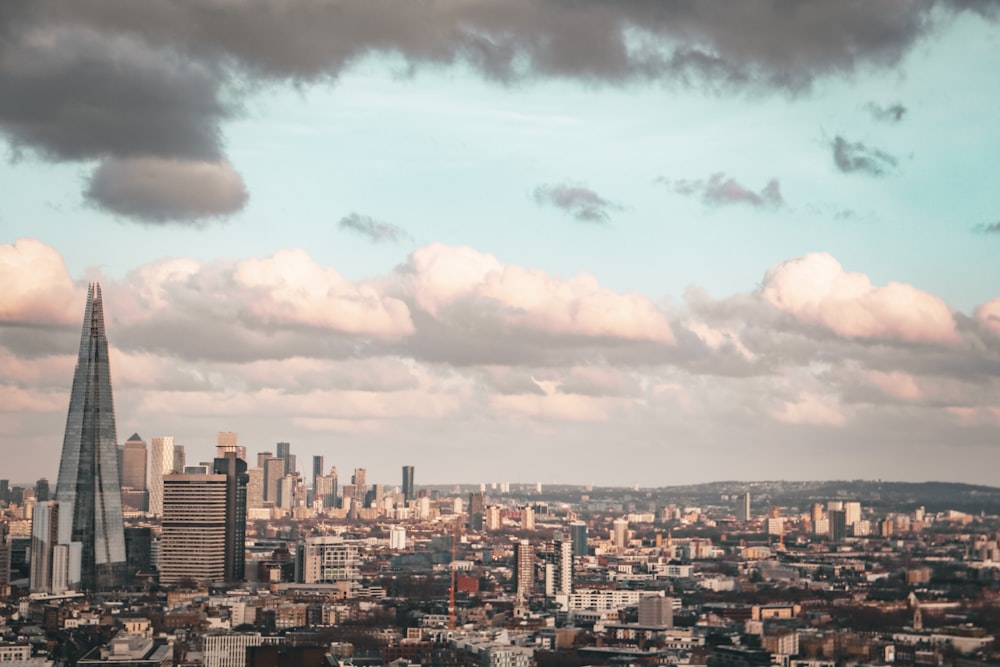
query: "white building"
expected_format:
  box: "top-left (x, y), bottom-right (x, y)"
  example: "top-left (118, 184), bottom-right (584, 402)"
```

top-left (389, 525), bottom-right (407, 550)
top-left (149, 436), bottom-right (175, 516)
top-left (301, 536), bottom-right (360, 583)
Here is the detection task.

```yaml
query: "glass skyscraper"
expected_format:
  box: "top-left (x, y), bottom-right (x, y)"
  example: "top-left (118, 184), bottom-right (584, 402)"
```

top-left (54, 283), bottom-right (127, 591)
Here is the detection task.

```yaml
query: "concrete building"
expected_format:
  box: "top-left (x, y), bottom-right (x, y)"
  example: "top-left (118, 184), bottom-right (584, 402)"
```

top-left (204, 633), bottom-right (283, 667)
top-left (121, 434), bottom-right (148, 491)
top-left (736, 492), bottom-right (751, 522)
top-left (569, 521), bottom-right (588, 557)
top-left (516, 539), bottom-right (535, 601)
top-left (300, 536), bottom-right (360, 583)
top-left (638, 595), bottom-right (674, 626)
top-left (390, 525), bottom-right (407, 550)
top-left (160, 473), bottom-right (228, 584)
top-left (402, 465), bottom-right (415, 502)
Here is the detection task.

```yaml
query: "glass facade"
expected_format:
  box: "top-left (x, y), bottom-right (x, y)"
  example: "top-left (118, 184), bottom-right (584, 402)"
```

top-left (54, 284), bottom-right (127, 591)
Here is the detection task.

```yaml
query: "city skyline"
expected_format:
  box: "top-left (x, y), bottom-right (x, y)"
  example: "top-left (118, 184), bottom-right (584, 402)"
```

top-left (1, 3), bottom-right (1000, 486)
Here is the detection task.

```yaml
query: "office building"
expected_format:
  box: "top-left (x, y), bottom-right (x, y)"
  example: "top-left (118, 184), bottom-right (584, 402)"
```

top-left (613, 518), bottom-right (629, 550)
top-left (160, 473), bottom-right (228, 585)
top-left (278, 475), bottom-right (294, 510)
top-left (35, 478), bottom-right (50, 502)
top-left (216, 432), bottom-right (246, 461)
top-left (569, 521), bottom-right (588, 558)
top-left (30, 501), bottom-right (62, 592)
top-left (149, 437), bottom-right (175, 516)
top-left (469, 491), bottom-right (485, 531)
top-left (124, 526), bottom-right (153, 577)
top-left (523, 506), bottom-right (535, 531)
top-left (389, 525), bottom-right (407, 550)
top-left (263, 457), bottom-right (284, 505)
top-left (0, 520), bottom-right (11, 596)
top-left (53, 283), bottom-right (127, 591)
top-left (315, 473), bottom-right (337, 509)
top-left (350, 468), bottom-right (367, 511)
top-left (737, 492), bottom-right (751, 522)
top-left (213, 452), bottom-right (248, 583)
top-left (172, 445), bottom-right (186, 476)
top-left (829, 509), bottom-right (847, 543)
top-left (246, 468), bottom-right (264, 509)
top-left (122, 433), bottom-right (148, 491)
top-left (402, 465), bottom-right (415, 502)
top-left (276, 442), bottom-right (295, 476)
top-left (0, 479), bottom-right (8, 503)
top-left (312, 456), bottom-right (324, 492)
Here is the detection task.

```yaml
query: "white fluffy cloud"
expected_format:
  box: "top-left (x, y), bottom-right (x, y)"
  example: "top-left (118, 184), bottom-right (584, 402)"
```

top-left (399, 244), bottom-right (676, 343)
top-left (761, 253), bottom-right (957, 343)
top-left (0, 239), bottom-right (82, 324)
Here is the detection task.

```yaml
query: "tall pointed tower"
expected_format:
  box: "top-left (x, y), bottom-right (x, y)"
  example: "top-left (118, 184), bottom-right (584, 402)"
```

top-left (54, 283), bottom-right (126, 591)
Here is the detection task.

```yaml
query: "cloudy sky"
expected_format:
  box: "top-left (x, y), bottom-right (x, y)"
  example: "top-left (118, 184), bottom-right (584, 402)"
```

top-left (2, 1), bottom-right (999, 488)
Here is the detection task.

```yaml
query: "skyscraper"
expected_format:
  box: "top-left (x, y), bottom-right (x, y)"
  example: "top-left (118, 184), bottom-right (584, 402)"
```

top-left (515, 539), bottom-right (535, 601)
top-left (276, 442), bottom-right (295, 475)
top-left (149, 436), bottom-right (175, 516)
top-left (736, 492), bottom-right (751, 522)
top-left (213, 452), bottom-right (248, 583)
top-left (53, 284), bottom-right (126, 591)
top-left (160, 472), bottom-right (228, 585)
top-left (312, 456), bottom-right (324, 492)
top-left (569, 521), bottom-right (588, 558)
top-left (121, 433), bottom-right (148, 491)
top-left (402, 465), bottom-right (415, 502)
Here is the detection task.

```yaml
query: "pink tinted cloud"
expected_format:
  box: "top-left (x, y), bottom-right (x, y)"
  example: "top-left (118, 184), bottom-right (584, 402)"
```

top-left (402, 244), bottom-right (675, 343)
top-left (976, 298), bottom-right (1000, 336)
top-left (771, 392), bottom-right (847, 426)
top-left (761, 253), bottom-right (957, 343)
top-left (0, 238), bottom-right (82, 324)
top-left (867, 370), bottom-right (923, 401)
top-left (234, 249), bottom-right (414, 338)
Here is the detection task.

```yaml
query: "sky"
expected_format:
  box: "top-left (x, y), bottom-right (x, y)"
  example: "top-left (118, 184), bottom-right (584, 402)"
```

top-left (1, 1), bottom-right (999, 488)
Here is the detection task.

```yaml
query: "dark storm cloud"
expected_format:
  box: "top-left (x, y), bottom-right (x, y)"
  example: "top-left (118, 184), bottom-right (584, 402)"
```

top-left (85, 158), bottom-right (248, 224)
top-left (338, 213), bottom-right (412, 244)
top-left (864, 102), bottom-right (907, 123)
top-left (533, 183), bottom-right (620, 223)
top-left (0, 0), bottom-right (992, 223)
top-left (831, 136), bottom-right (899, 176)
top-left (668, 173), bottom-right (784, 208)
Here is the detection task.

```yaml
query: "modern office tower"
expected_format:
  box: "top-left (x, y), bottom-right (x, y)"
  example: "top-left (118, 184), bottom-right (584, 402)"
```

top-left (515, 539), bottom-right (535, 601)
top-left (53, 284), bottom-right (127, 591)
top-left (246, 468), bottom-right (265, 509)
top-left (276, 442), bottom-right (295, 475)
top-left (216, 432), bottom-right (246, 461)
top-left (213, 453), bottom-right (248, 583)
top-left (402, 466), bottom-right (415, 502)
top-left (638, 596), bottom-right (674, 627)
top-left (829, 509), bottom-right (848, 543)
top-left (299, 536), bottom-right (360, 583)
top-left (172, 445), bottom-right (186, 475)
top-left (553, 532), bottom-right (573, 595)
top-left (257, 452), bottom-right (273, 469)
top-left (124, 527), bottom-right (153, 577)
top-left (315, 474), bottom-right (336, 509)
top-left (312, 456), bottom-right (324, 492)
top-left (34, 478), bottom-right (50, 502)
top-left (613, 518), bottom-right (629, 551)
top-left (468, 491), bottom-right (485, 530)
top-left (0, 520), bottom-right (11, 596)
top-left (523, 506), bottom-right (535, 531)
top-left (736, 492), bottom-right (751, 522)
top-left (149, 437), bottom-right (175, 516)
top-left (30, 501), bottom-right (60, 592)
top-left (351, 469), bottom-right (367, 509)
top-left (121, 433), bottom-right (148, 491)
top-left (263, 457), bottom-right (284, 505)
top-left (389, 525), bottom-right (407, 550)
top-left (160, 473), bottom-right (228, 585)
top-left (0, 480), bottom-right (8, 503)
top-left (278, 475), bottom-right (294, 510)
top-left (569, 521), bottom-right (588, 558)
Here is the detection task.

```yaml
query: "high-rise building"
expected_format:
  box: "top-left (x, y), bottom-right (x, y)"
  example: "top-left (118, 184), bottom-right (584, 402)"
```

top-left (257, 452), bottom-right (273, 469)
top-left (278, 475), bottom-right (294, 510)
top-left (172, 445), bottom-right (186, 475)
top-left (213, 453), bottom-right (248, 583)
top-left (829, 509), bottom-right (847, 543)
top-left (246, 468), bottom-right (265, 509)
top-left (613, 518), bottom-right (629, 551)
top-left (276, 442), bottom-right (295, 476)
top-left (736, 492), bottom-right (751, 522)
top-left (515, 539), bottom-right (535, 601)
top-left (0, 479), bottom-right (8, 503)
top-left (312, 456), bottom-right (324, 492)
top-left (638, 596), bottom-right (674, 627)
top-left (160, 473), bottom-right (228, 585)
top-left (402, 466), bottom-right (415, 502)
top-left (569, 521), bottom-right (588, 558)
top-left (299, 536), bottom-right (360, 583)
top-left (522, 506), bottom-right (535, 531)
top-left (263, 457), bottom-right (284, 505)
top-left (122, 433), bottom-right (148, 491)
top-left (34, 478), bottom-right (50, 502)
top-left (389, 525), bottom-right (407, 550)
top-left (315, 474), bottom-right (337, 509)
top-left (53, 284), bottom-right (127, 591)
top-left (0, 520), bottom-right (11, 596)
top-left (553, 532), bottom-right (573, 595)
top-left (351, 469), bottom-right (367, 510)
top-left (29, 501), bottom-right (61, 592)
top-left (149, 436), bottom-right (175, 516)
